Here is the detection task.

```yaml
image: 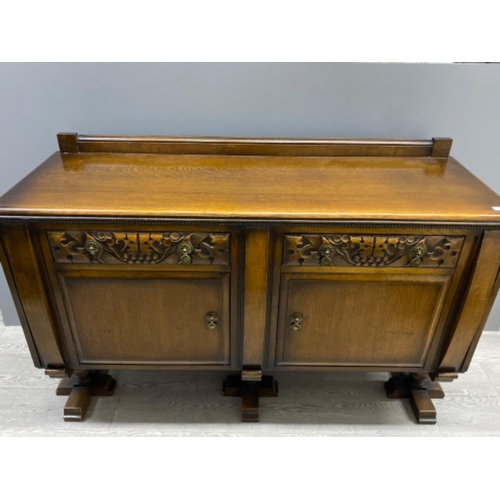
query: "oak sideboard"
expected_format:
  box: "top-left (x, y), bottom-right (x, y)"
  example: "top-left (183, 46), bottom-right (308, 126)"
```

top-left (1, 133), bottom-right (499, 424)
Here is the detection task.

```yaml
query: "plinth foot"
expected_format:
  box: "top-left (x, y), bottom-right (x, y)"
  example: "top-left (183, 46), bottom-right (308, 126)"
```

top-left (385, 373), bottom-right (444, 425)
top-left (56, 370), bottom-right (116, 422)
top-left (223, 374), bottom-right (278, 422)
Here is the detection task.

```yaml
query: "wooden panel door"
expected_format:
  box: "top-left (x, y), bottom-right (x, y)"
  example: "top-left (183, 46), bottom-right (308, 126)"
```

top-left (275, 273), bottom-right (452, 369)
top-left (57, 270), bottom-right (230, 367)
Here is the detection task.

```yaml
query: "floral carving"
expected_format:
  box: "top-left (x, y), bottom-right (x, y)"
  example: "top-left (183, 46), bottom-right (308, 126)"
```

top-left (282, 234), bottom-right (464, 268)
top-left (48, 231), bottom-right (230, 265)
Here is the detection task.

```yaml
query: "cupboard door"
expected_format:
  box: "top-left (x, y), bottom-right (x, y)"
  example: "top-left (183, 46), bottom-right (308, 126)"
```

top-left (58, 271), bottom-right (230, 366)
top-left (275, 273), bottom-right (451, 368)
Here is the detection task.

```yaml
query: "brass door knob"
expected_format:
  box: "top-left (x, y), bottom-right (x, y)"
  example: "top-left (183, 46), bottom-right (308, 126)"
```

top-left (290, 313), bottom-right (303, 331)
top-left (206, 311), bottom-right (219, 330)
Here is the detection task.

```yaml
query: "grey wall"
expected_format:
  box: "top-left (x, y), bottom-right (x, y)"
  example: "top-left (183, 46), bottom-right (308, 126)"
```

top-left (1, 63), bottom-right (500, 329)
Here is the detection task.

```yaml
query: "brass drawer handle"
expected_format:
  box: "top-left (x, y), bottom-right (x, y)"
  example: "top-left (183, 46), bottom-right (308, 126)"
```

top-left (84, 240), bottom-right (100, 255)
top-left (410, 244), bottom-right (426, 267)
top-left (290, 313), bottom-right (303, 331)
top-left (319, 244), bottom-right (334, 266)
top-left (206, 311), bottom-right (219, 330)
top-left (178, 242), bottom-right (194, 264)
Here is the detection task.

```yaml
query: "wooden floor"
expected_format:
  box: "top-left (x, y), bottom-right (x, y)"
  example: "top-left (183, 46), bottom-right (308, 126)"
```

top-left (1, 315), bottom-right (500, 436)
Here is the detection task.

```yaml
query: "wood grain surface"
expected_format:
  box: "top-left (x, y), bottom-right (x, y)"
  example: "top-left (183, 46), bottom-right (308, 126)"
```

top-left (275, 274), bottom-right (449, 368)
top-left (59, 272), bottom-right (231, 366)
top-left (241, 230), bottom-right (271, 380)
top-left (1, 134), bottom-right (499, 426)
top-left (439, 230), bottom-right (500, 371)
top-left (1, 151), bottom-right (500, 222)
top-left (58, 133), bottom-right (442, 156)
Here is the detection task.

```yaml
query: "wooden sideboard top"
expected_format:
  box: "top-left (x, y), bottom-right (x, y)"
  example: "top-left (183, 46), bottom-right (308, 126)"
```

top-left (0, 134), bottom-right (499, 224)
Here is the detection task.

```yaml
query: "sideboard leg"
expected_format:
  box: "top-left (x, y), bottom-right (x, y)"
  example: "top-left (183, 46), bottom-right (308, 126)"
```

top-left (64, 386), bottom-right (91, 421)
top-left (410, 389), bottom-right (436, 424)
top-left (223, 374), bottom-right (278, 422)
top-left (410, 373), bottom-right (444, 399)
top-left (56, 370), bottom-right (117, 422)
top-left (242, 383), bottom-right (259, 422)
top-left (384, 372), bottom-right (408, 398)
top-left (385, 373), bottom-right (444, 425)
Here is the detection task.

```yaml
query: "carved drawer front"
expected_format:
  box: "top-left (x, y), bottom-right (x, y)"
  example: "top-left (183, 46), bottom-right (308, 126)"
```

top-left (58, 271), bottom-right (230, 366)
top-left (275, 273), bottom-right (451, 368)
top-left (282, 234), bottom-right (464, 268)
top-left (48, 230), bottom-right (230, 265)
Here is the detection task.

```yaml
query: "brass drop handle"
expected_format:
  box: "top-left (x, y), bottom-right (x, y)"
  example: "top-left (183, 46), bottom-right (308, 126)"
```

top-left (178, 242), bottom-right (194, 264)
top-left (290, 313), bottom-right (303, 331)
top-left (410, 244), bottom-right (426, 267)
top-left (206, 311), bottom-right (219, 330)
top-left (319, 244), bottom-right (334, 266)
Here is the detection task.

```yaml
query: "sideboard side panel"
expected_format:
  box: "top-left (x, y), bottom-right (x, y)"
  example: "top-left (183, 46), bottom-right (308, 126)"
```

top-left (0, 228), bottom-right (41, 367)
top-left (242, 229), bottom-right (271, 381)
top-left (0, 224), bottom-right (64, 368)
top-left (439, 230), bottom-right (500, 373)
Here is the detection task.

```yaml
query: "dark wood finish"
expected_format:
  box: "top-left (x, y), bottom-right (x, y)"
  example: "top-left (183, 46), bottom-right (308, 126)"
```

top-left (385, 373), bottom-right (444, 424)
top-left (439, 230), bottom-right (500, 372)
top-left (63, 386), bottom-right (91, 421)
top-left (431, 138), bottom-right (453, 158)
top-left (241, 368), bottom-right (263, 382)
top-left (36, 222), bottom-right (240, 371)
top-left (223, 375), bottom-right (278, 423)
top-left (282, 234), bottom-right (464, 268)
top-left (241, 230), bottom-right (271, 381)
top-left (275, 273), bottom-right (451, 368)
top-left (386, 373), bottom-right (445, 398)
top-left (47, 230), bottom-right (230, 265)
top-left (0, 224), bottom-right (64, 368)
top-left (58, 271), bottom-right (230, 366)
top-left (56, 371), bottom-right (117, 396)
top-left (436, 372), bottom-right (459, 382)
top-left (410, 390), bottom-right (437, 425)
top-left (223, 375), bottom-right (279, 397)
top-left (241, 386), bottom-right (259, 423)
top-left (61, 133), bottom-right (440, 157)
top-left (1, 133), bottom-right (499, 424)
top-left (1, 140), bottom-right (500, 224)
top-left (268, 226), bottom-right (477, 373)
top-left (44, 366), bottom-right (67, 378)
top-left (0, 231), bottom-right (42, 367)
top-left (57, 133), bottom-right (78, 153)
top-left (56, 370), bottom-right (116, 422)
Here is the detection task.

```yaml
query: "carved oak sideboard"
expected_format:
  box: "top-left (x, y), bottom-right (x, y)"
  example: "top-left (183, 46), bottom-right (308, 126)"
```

top-left (1, 133), bottom-right (500, 424)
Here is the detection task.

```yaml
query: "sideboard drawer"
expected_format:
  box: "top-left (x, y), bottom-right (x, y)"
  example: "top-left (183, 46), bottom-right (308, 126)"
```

top-left (282, 233), bottom-right (464, 268)
top-left (47, 230), bottom-right (230, 266)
